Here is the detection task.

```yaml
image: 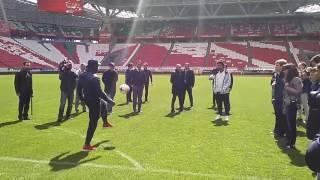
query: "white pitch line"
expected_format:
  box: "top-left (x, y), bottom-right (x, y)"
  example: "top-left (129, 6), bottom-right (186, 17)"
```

top-left (31, 122), bottom-right (144, 170)
top-left (0, 156), bottom-right (267, 179)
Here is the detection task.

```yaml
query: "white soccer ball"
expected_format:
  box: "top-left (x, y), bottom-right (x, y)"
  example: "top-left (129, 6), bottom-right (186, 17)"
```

top-left (119, 84), bottom-right (130, 94)
top-left (209, 74), bottom-right (215, 80)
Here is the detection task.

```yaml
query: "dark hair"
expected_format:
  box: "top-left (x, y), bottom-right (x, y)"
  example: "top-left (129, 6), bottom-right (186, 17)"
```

top-left (311, 54), bottom-right (320, 65)
top-left (303, 70), bottom-right (310, 76)
top-left (216, 61), bottom-right (225, 67)
top-left (282, 63), bottom-right (299, 82)
top-left (23, 61), bottom-right (30, 66)
top-left (317, 63), bottom-right (320, 71)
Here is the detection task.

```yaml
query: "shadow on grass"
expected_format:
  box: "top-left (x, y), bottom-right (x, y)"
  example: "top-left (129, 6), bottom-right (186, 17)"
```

top-left (211, 119), bottom-right (229, 126)
top-left (0, 120), bottom-right (22, 128)
top-left (276, 138), bottom-right (306, 167)
top-left (34, 112), bottom-right (85, 130)
top-left (49, 140), bottom-right (109, 171)
top-left (297, 130), bottom-right (306, 137)
top-left (117, 102), bottom-right (128, 107)
top-left (118, 112), bottom-right (139, 119)
top-left (165, 111), bottom-right (181, 118)
top-left (297, 120), bottom-right (306, 129)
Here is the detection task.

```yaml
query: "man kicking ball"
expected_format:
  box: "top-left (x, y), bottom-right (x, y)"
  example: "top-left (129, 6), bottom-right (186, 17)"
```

top-left (77, 60), bottom-right (115, 151)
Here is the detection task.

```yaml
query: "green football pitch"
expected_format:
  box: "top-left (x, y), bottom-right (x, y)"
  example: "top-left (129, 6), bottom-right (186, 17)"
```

top-left (0, 74), bottom-right (314, 179)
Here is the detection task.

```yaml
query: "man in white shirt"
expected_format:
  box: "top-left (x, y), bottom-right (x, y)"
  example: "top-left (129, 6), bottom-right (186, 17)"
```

top-left (75, 63), bottom-right (87, 113)
top-left (213, 61), bottom-right (232, 121)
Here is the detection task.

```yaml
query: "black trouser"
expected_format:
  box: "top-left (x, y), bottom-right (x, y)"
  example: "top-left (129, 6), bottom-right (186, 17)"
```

top-left (100, 99), bottom-right (108, 124)
top-left (126, 85), bottom-right (132, 103)
top-left (144, 83), bottom-right (149, 102)
top-left (212, 91), bottom-right (216, 108)
top-left (171, 91), bottom-right (184, 111)
top-left (18, 93), bottom-right (31, 118)
top-left (85, 100), bottom-right (100, 146)
top-left (105, 87), bottom-right (116, 113)
top-left (285, 102), bottom-right (298, 146)
top-left (272, 100), bottom-right (286, 136)
top-left (183, 86), bottom-right (193, 107)
top-left (215, 93), bottom-right (230, 116)
top-left (133, 85), bottom-right (144, 112)
top-left (306, 108), bottom-right (320, 140)
top-left (58, 91), bottom-right (74, 119)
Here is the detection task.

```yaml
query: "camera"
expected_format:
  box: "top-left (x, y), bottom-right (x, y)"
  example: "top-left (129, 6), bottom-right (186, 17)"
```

top-left (59, 59), bottom-right (72, 72)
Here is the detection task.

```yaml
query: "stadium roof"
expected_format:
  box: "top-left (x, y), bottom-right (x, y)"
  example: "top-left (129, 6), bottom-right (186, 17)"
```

top-left (12, 0), bottom-right (320, 22)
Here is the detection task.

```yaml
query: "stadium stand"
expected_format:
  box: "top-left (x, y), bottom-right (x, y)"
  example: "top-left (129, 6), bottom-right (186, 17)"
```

top-left (130, 43), bottom-right (171, 67)
top-left (196, 23), bottom-right (229, 38)
top-left (163, 43), bottom-right (208, 67)
top-left (159, 23), bottom-right (194, 39)
top-left (0, 36), bottom-right (56, 68)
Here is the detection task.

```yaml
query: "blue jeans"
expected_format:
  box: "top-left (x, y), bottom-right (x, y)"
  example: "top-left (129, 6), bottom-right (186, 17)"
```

top-left (58, 91), bottom-right (74, 119)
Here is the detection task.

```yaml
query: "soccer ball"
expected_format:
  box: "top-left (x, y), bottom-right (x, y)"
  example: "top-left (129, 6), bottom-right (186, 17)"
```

top-left (209, 74), bottom-right (215, 80)
top-left (119, 84), bottom-right (130, 94)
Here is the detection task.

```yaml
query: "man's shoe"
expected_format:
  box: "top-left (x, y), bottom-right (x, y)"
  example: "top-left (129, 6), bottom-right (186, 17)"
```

top-left (18, 116), bottom-right (23, 121)
top-left (103, 122), bottom-right (113, 128)
top-left (224, 116), bottom-right (229, 121)
top-left (24, 116), bottom-right (31, 120)
top-left (82, 145), bottom-right (96, 151)
top-left (215, 115), bottom-right (221, 120)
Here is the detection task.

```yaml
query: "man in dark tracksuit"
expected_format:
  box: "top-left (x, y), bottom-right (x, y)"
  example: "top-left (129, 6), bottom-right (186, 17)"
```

top-left (143, 63), bottom-right (153, 102)
top-left (14, 61), bottom-right (33, 120)
top-left (77, 60), bottom-right (115, 151)
top-left (171, 64), bottom-right (185, 113)
top-left (125, 63), bottom-right (133, 104)
top-left (271, 59), bottom-right (287, 138)
top-left (102, 62), bottom-right (118, 114)
top-left (131, 63), bottom-right (146, 113)
top-left (57, 62), bottom-right (77, 122)
top-left (183, 63), bottom-right (195, 107)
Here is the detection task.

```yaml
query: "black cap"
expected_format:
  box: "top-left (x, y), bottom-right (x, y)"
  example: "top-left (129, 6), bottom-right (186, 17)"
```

top-left (87, 60), bottom-right (99, 68)
top-left (108, 62), bottom-right (115, 67)
top-left (305, 136), bottom-right (320, 172)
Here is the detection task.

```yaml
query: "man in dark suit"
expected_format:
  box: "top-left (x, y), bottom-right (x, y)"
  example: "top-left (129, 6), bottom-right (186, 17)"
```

top-left (77, 60), bottom-right (115, 151)
top-left (57, 61), bottom-right (77, 122)
top-left (14, 61), bottom-right (33, 120)
top-left (143, 63), bottom-right (153, 102)
top-left (183, 63), bottom-right (195, 107)
top-left (102, 62), bottom-right (118, 114)
top-left (131, 62), bottom-right (146, 113)
top-left (125, 63), bottom-right (133, 104)
top-left (170, 64), bottom-right (185, 113)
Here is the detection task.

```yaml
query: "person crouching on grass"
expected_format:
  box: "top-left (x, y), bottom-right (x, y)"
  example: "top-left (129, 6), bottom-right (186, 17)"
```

top-left (213, 61), bottom-right (232, 121)
top-left (282, 63), bottom-right (302, 149)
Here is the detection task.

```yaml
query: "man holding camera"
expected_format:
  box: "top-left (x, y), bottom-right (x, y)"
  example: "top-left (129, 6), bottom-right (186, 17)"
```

top-left (57, 60), bottom-right (77, 122)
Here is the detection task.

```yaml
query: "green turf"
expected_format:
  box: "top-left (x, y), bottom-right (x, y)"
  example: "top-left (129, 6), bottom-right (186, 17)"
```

top-left (0, 74), bottom-right (314, 179)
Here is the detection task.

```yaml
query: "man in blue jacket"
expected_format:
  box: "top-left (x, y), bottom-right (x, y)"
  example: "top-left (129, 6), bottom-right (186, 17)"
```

top-left (78, 60), bottom-right (115, 151)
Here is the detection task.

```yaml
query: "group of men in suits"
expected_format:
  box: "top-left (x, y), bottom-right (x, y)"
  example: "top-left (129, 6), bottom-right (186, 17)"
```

top-left (170, 63), bottom-right (195, 113)
top-left (125, 62), bottom-right (153, 113)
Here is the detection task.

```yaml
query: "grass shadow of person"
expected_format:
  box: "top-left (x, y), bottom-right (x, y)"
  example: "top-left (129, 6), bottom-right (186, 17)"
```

top-left (34, 121), bottom-right (62, 130)
top-left (117, 102), bottom-right (128, 107)
top-left (118, 112), bottom-right (139, 119)
top-left (165, 111), bottom-right (180, 118)
top-left (0, 120), bottom-right (22, 128)
top-left (212, 119), bottom-right (229, 126)
top-left (49, 151), bottom-right (101, 171)
top-left (275, 138), bottom-right (306, 167)
top-left (49, 140), bottom-right (108, 171)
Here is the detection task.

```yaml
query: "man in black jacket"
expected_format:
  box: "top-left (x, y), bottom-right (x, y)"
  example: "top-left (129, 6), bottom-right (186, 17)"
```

top-left (102, 62), bottom-right (118, 114)
top-left (143, 63), bottom-right (153, 102)
top-left (183, 63), bottom-right (195, 107)
top-left (171, 64), bottom-right (185, 113)
top-left (131, 62), bottom-right (146, 113)
top-left (14, 61), bottom-right (33, 120)
top-left (78, 60), bottom-right (115, 151)
top-left (125, 63), bottom-right (133, 104)
top-left (57, 61), bottom-right (77, 122)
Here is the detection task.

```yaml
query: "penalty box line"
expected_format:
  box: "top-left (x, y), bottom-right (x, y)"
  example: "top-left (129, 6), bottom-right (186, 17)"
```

top-left (30, 122), bottom-right (144, 170)
top-left (0, 156), bottom-right (262, 179)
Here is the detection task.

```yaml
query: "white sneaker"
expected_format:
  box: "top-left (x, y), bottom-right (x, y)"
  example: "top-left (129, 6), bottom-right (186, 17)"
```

top-left (224, 116), bottom-right (229, 121)
top-left (215, 115), bottom-right (221, 120)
